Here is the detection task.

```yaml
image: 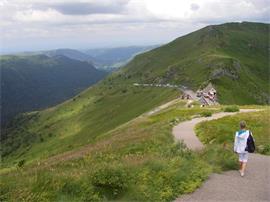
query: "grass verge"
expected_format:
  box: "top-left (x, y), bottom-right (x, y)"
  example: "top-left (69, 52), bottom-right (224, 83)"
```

top-left (196, 108), bottom-right (270, 155)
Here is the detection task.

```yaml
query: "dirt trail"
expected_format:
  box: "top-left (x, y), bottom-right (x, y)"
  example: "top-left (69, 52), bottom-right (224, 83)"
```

top-left (173, 109), bottom-right (270, 202)
top-left (146, 98), bottom-right (182, 115)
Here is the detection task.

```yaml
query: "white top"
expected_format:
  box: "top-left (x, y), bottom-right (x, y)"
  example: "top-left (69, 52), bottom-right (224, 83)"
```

top-left (234, 130), bottom-right (249, 153)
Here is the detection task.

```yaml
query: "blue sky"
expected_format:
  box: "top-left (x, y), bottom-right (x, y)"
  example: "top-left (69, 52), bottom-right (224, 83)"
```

top-left (0, 0), bottom-right (269, 53)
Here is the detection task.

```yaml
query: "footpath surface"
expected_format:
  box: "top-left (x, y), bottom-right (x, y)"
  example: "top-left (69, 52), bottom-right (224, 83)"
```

top-left (173, 109), bottom-right (270, 202)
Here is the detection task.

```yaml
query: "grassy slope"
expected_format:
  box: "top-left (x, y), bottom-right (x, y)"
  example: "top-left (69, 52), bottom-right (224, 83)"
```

top-left (2, 110), bottom-right (268, 201)
top-left (2, 103), bottom-right (269, 201)
top-left (114, 22), bottom-right (269, 104)
top-left (0, 102), bottom-right (216, 201)
top-left (2, 83), bottom-right (178, 167)
top-left (196, 108), bottom-right (270, 155)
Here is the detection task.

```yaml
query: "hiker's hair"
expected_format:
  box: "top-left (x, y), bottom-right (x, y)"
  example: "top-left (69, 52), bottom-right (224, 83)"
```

top-left (240, 121), bottom-right (246, 129)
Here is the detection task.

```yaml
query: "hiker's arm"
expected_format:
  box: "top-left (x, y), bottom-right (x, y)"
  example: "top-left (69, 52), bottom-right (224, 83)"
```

top-left (233, 133), bottom-right (237, 152)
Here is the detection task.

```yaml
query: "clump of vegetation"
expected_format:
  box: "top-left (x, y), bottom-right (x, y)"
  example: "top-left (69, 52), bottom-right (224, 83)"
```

top-left (17, 159), bottom-right (25, 168)
top-left (223, 105), bottom-right (239, 112)
top-left (132, 156), bottom-right (211, 202)
top-left (200, 145), bottom-right (238, 173)
top-left (257, 144), bottom-right (270, 155)
top-left (91, 163), bottom-right (129, 199)
top-left (200, 111), bottom-right (212, 117)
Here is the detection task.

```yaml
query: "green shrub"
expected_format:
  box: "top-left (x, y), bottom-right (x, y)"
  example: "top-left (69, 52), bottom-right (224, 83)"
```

top-left (91, 163), bottom-right (129, 199)
top-left (17, 159), bottom-right (25, 168)
top-left (60, 179), bottom-right (82, 197)
top-left (201, 145), bottom-right (238, 172)
top-left (133, 157), bottom-right (211, 202)
top-left (163, 141), bottom-right (191, 158)
top-left (200, 111), bottom-right (212, 117)
top-left (30, 172), bottom-right (58, 201)
top-left (80, 183), bottom-right (101, 202)
top-left (223, 105), bottom-right (239, 112)
top-left (260, 144), bottom-right (270, 155)
top-left (0, 182), bottom-right (11, 201)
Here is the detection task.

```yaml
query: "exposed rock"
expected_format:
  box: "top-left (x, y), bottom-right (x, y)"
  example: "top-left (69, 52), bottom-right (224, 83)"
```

top-left (232, 60), bottom-right (241, 70)
top-left (210, 59), bottom-right (241, 80)
top-left (211, 68), bottom-right (239, 80)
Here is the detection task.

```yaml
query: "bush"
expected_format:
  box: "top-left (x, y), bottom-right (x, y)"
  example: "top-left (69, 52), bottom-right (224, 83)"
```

top-left (80, 183), bottom-right (101, 202)
top-left (201, 145), bottom-right (238, 172)
top-left (121, 89), bottom-right (127, 93)
top-left (223, 105), bottom-right (239, 112)
top-left (61, 179), bottom-right (82, 197)
top-left (133, 156), bottom-right (211, 202)
top-left (260, 144), bottom-right (270, 155)
top-left (200, 111), bottom-right (212, 117)
top-left (91, 163), bottom-right (129, 199)
top-left (17, 159), bottom-right (25, 168)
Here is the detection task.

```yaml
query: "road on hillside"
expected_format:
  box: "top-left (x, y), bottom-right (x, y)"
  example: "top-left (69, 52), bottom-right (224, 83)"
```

top-left (173, 109), bottom-right (270, 202)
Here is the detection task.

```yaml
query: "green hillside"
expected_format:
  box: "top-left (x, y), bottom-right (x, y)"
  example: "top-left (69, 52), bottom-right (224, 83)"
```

top-left (0, 54), bottom-right (106, 126)
top-left (115, 22), bottom-right (270, 104)
top-left (2, 84), bottom-right (178, 167)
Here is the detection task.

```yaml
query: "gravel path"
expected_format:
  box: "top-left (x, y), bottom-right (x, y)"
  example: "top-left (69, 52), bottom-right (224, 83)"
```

top-left (173, 109), bottom-right (270, 202)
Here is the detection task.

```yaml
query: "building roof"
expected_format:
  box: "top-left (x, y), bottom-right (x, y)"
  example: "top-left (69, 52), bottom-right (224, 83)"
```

top-left (202, 83), bottom-right (216, 93)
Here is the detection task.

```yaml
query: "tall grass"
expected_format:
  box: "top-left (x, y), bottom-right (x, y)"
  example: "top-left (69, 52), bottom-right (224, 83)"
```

top-left (223, 105), bottom-right (239, 112)
top-left (196, 109), bottom-right (270, 155)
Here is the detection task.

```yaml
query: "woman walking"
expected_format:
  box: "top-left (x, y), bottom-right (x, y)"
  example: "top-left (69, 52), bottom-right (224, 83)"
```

top-left (234, 121), bottom-right (252, 177)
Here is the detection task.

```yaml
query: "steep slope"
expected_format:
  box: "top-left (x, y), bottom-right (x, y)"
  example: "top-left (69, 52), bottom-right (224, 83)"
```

top-left (0, 54), bottom-right (106, 126)
top-left (116, 22), bottom-right (269, 104)
top-left (2, 84), bottom-right (178, 167)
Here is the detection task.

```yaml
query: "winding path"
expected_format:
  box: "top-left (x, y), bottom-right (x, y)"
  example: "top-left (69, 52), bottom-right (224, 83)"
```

top-left (173, 109), bottom-right (270, 202)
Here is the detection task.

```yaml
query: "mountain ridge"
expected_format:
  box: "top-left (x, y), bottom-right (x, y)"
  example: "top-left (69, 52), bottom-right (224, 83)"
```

top-left (114, 21), bottom-right (269, 104)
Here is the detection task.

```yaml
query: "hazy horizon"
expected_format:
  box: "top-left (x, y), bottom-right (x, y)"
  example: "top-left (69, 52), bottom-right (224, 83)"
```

top-left (0, 43), bottom-right (161, 55)
top-left (1, 0), bottom-right (269, 54)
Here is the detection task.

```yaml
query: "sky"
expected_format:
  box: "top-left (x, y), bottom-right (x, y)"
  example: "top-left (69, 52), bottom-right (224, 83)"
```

top-left (0, 0), bottom-right (269, 53)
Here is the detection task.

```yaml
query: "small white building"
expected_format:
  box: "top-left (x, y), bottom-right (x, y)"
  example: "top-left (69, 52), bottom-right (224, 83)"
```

top-left (196, 83), bottom-right (218, 105)
top-left (203, 83), bottom-right (217, 96)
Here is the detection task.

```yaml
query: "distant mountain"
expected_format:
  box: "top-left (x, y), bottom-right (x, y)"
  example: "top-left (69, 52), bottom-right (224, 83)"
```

top-left (16, 48), bottom-right (95, 62)
top-left (12, 46), bottom-right (159, 72)
top-left (43, 48), bottom-right (95, 62)
top-left (0, 54), bottom-right (107, 126)
top-left (83, 45), bottom-right (159, 70)
top-left (118, 22), bottom-right (270, 104)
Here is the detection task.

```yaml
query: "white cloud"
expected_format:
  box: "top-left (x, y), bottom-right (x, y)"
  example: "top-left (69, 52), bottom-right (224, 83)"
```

top-left (0, 0), bottom-right (269, 53)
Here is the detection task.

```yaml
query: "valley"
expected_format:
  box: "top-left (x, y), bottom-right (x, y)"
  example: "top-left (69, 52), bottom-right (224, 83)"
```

top-left (0, 54), bottom-right (107, 127)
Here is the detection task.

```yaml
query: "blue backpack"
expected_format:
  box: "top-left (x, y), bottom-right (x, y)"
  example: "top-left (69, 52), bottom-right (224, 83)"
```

top-left (245, 131), bottom-right (255, 153)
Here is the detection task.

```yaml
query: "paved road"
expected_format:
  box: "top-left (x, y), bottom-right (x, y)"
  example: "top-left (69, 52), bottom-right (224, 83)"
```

top-left (173, 109), bottom-right (261, 150)
top-left (173, 109), bottom-right (270, 202)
